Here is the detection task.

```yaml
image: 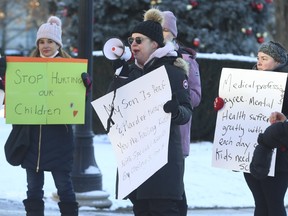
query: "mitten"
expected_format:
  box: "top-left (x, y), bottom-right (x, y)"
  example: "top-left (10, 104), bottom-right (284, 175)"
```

top-left (258, 122), bottom-right (288, 149)
top-left (112, 59), bottom-right (130, 77)
top-left (214, 96), bottom-right (225, 111)
top-left (0, 56), bottom-right (6, 78)
top-left (113, 59), bottom-right (125, 71)
top-left (163, 94), bottom-right (179, 117)
top-left (249, 144), bottom-right (273, 180)
top-left (81, 72), bottom-right (92, 95)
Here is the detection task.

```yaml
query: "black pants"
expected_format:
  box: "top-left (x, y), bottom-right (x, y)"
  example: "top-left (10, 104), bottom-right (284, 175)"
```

top-left (177, 191), bottom-right (187, 216)
top-left (131, 198), bottom-right (180, 216)
top-left (244, 172), bottom-right (288, 216)
top-left (177, 159), bottom-right (187, 216)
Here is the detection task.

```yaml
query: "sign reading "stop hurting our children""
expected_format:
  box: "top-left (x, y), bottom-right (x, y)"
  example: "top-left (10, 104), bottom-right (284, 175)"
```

top-left (5, 56), bottom-right (88, 125)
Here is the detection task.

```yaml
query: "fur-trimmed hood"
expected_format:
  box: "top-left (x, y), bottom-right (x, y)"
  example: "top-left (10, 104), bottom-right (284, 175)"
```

top-left (173, 57), bottom-right (189, 76)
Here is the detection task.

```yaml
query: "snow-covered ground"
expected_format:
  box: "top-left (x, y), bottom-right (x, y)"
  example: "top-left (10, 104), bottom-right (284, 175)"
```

top-left (1, 105), bottom-right (288, 211)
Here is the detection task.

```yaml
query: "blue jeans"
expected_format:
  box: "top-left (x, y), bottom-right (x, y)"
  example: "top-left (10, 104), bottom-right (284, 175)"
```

top-left (26, 169), bottom-right (76, 202)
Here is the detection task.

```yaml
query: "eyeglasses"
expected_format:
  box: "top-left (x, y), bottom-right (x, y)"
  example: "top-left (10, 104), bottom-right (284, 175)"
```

top-left (128, 36), bottom-right (148, 45)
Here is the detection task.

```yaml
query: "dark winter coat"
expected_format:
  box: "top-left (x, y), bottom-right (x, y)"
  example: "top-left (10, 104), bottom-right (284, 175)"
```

top-left (253, 61), bottom-right (288, 172)
top-left (110, 50), bottom-right (192, 200)
top-left (21, 124), bottom-right (74, 172)
top-left (19, 53), bottom-right (76, 172)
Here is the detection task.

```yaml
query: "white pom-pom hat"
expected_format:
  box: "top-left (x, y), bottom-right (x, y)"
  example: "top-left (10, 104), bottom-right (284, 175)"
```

top-left (36, 16), bottom-right (63, 47)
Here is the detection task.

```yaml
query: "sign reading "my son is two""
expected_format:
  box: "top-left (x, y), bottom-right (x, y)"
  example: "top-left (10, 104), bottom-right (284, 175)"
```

top-left (5, 56), bottom-right (87, 124)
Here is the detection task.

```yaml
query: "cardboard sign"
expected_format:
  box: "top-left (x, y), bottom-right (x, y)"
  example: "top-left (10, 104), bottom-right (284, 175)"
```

top-left (91, 66), bottom-right (172, 199)
top-left (212, 68), bottom-right (287, 176)
top-left (5, 57), bottom-right (87, 124)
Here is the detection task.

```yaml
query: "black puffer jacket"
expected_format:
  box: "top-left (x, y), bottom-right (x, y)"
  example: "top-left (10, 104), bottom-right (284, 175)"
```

top-left (111, 55), bottom-right (192, 200)
top-left (21, 124), bottom-right (74, 172)
top-left (254, 61), bottom-right (288, 172)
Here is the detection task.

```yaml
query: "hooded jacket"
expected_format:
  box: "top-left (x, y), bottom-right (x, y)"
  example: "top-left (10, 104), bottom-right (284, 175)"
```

top-left (177, 46), bottom-right (201, 157)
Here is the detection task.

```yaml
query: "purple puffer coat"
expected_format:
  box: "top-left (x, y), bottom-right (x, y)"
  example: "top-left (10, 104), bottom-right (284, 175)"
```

top-left (179, 47), bottom-right (201, 157)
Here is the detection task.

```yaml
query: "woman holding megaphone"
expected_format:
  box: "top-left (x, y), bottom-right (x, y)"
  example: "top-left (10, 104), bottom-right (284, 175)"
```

top-left (106, 8), bottom-right (192, 216)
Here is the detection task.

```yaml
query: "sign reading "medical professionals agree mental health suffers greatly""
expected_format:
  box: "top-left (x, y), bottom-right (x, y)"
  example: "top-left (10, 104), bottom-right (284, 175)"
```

top-left (212, 68), bottom-right (287, 176)
top-left (5, 56), bottom-right (87, 124)
top-left (91, 66), bottom-right (172, 199)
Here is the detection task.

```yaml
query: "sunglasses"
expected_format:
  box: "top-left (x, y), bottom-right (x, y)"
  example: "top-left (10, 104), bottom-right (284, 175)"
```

top-left (128, 36), bottom-right (148, 45)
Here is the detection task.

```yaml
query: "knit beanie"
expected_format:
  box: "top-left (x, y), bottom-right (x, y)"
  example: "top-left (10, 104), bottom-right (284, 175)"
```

top-left (258, 41), bottom-right (287, 64)
top-left (36, 16), bottom-right (63, 48)
top-left (131, 8), bottom-right (164, 47)
top-left (162, 11), bottom-right (178, 37)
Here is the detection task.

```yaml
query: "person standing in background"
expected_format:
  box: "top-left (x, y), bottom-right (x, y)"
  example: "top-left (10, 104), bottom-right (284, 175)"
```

top-left (244, 41), bottom-right (288, 216)
top-left (161, 10), bottom-right (202, 216)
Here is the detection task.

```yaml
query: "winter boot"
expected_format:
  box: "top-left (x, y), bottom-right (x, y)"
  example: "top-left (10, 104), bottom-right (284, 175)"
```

top-left (23, 198), bottom-right (44, 216)
top-left (58, 201), bottom-right (79, 216)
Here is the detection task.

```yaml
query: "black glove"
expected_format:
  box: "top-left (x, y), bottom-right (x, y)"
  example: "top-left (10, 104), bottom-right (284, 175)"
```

top-left (0, 56), bottom-right (6, 78)
top-left (258, 122), bottom-right (287, 149)
top-left (81, 72), bottom-right (92, 95)
top-left (112, 59), bottom-right (125, 71)
top-left (112, 59), bottom-right (130, 77)
top-left (249, 144), bottom-right (273, 180)
top-left (0, 79), bottom-right (4, 91)
top-left (163, 93), bottom-right (179, 117)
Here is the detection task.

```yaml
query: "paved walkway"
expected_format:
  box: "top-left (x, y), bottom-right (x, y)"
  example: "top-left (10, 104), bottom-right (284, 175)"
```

top-left (0, 198), bottom-right (256, 216)
top-left (0, 207), bottom-right (256, 216)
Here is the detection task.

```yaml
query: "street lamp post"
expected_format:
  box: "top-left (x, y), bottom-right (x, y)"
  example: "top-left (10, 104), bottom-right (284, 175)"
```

top-left (71, 0), bottom-right (111, 208)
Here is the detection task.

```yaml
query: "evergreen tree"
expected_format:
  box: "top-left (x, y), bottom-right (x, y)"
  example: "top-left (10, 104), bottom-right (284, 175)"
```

top-left (157, 0), bottom-right (274, 56)
top-left (60, 0), bottom-right (274, 56)
top-left (92, 0), bottom-right (151, 49)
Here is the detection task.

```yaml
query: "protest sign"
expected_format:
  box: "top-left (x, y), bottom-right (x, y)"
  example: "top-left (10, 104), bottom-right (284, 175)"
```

top-left (5, 56), bottom-right (87, 124)
top-left (212, 68), bottom-right (287, 176)
top-left (91, 66), bottom-right (171, 199)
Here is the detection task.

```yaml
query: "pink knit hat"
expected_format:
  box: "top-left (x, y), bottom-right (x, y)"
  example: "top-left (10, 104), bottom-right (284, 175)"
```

top-left (162, 11), bottom-right (178, 37)
top-left (36, 16), bottom-right (63, 47)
